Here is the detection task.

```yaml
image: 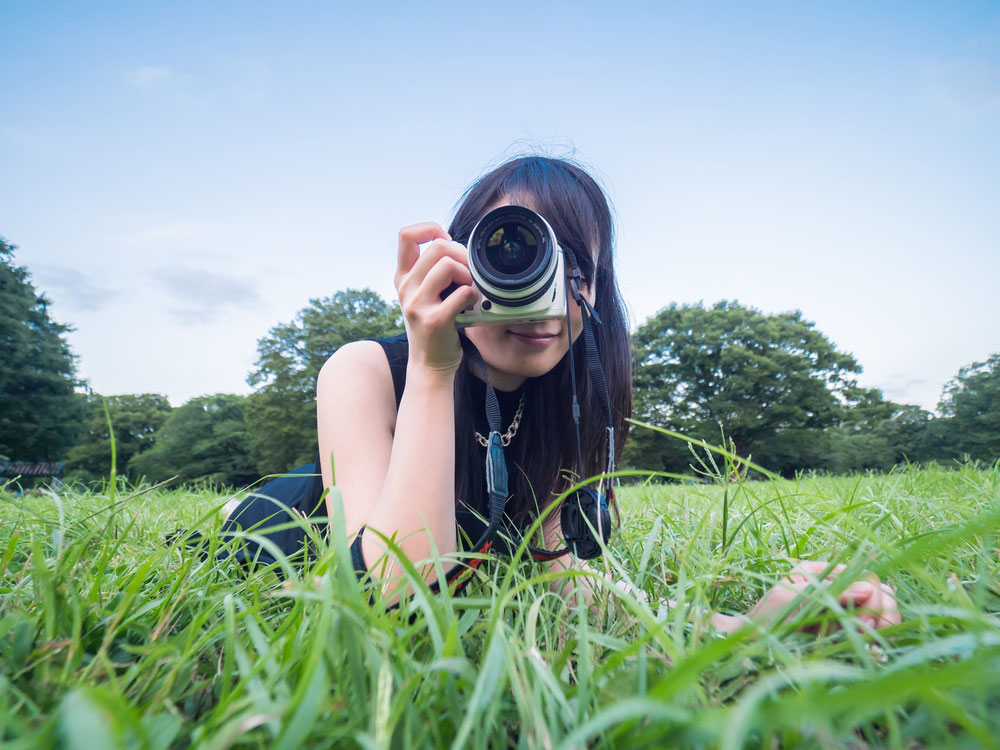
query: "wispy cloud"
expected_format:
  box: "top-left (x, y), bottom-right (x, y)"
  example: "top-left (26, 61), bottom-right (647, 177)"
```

top-left (156, 266), bottom-right (265, 324)
top-left (0, 122), bottom-right (42, 147)
top-left (33, 267), bottom-right (120, 313)
top-left (922, 27), bottom-right (1000, 120)
top-left (884, 374), bottom-right (928, 393)
top-left (122, 65), bottom-right (176, 90)
top-left (218, 57), bottom-right (271, 105)
top-left (880, 373), bottom-right (937, 410)
top-left (924, 59), bottom-right (1000, 118)
top-left (106, 221), bottom-right (235, 260)
top-left (119, 220), bottom-right (226, 245)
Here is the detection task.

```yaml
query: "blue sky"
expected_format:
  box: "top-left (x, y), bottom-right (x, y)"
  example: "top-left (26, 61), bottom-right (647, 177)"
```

top-left (2, 1), bottom-right (998, 411)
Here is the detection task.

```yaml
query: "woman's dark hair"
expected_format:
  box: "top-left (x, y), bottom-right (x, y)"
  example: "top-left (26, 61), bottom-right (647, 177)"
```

top-left (447, 155), bottom-right (632, 537)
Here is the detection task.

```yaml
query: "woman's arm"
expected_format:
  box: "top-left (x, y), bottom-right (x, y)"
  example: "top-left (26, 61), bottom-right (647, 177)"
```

top-left (316, 222), bottom-right (481, 593)
top-left (316, 342), bottom-right (458, 578)
top-left (711, 560), bottom-right (901, 635)
top-left (541, 514), bottom-right (900, 633)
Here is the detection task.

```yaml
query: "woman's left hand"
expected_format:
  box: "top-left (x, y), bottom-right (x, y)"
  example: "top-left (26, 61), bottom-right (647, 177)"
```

top-left (747, 560), bottom-right (900, 632)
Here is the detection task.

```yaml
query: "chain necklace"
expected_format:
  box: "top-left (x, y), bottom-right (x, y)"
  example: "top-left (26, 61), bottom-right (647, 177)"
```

top-left (474, 393), bottom-right (525, 448)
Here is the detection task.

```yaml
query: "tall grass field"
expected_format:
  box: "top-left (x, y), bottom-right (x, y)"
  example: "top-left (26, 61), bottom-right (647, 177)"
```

top-left (1, 459), bottom-right (998, 748)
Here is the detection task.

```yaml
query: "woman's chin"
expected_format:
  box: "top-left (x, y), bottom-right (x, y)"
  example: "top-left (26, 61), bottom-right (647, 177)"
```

top-left (496, 348), bottom-right (564, 379)
top-left (466, 329), bottom-right (566, 380)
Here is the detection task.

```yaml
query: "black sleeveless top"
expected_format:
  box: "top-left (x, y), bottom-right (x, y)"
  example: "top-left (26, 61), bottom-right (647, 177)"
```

top-left (220, 332), bottom-right (527, 574)
top-left (367, 332), bottom-right (527, 545)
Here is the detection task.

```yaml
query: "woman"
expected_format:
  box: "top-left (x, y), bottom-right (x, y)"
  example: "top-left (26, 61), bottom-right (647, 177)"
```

top-left (231, 155), bottom-right (899, 633)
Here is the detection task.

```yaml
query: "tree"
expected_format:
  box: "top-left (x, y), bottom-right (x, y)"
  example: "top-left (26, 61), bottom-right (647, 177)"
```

top-left (245, 288), bottom-right (402, 474)
top-left (0, 238), bottom-right (83, 461)
top-left (627, 301), bottom-right (863, 475)
top-left (64, 393), bottom-right (173, 481)
top-left (129, 394), bottom-right (257, 487)
top-left (871, 402), bottom-right (935, 465)
top-left (813, 389), bottom-right (936, 473)
top-left (935, 353), bottom-right (1000, 462)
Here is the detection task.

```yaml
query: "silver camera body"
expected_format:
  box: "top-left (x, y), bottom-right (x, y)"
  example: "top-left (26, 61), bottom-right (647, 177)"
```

top-left (455, 205), bottom-right (567, 328)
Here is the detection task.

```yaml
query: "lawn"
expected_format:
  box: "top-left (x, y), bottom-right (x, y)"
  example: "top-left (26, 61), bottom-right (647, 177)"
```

top-left (1, 461), bottom-right (998, 748)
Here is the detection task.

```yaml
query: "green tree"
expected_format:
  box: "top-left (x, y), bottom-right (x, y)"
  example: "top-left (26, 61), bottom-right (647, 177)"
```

top-left (64, 393), bottom-right (173, 481)
top-left (627, 301), bottom-right (863, 475)
top-left (246, 288), bottom-right (402, 474)
top-left (935, 353), bottom-right (1000, 462)
top-left (816, 390), bottom-right (935, 473)
top-left (128, 394), bottom-right (257, 487)
top-left (872, 402), bottom-right (936, 464)
top-left (0, 238), bottom-right (83, 461)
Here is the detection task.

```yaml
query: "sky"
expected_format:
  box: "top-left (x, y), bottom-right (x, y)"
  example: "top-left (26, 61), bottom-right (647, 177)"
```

top-left (2, 1), bottom-right (998, 412)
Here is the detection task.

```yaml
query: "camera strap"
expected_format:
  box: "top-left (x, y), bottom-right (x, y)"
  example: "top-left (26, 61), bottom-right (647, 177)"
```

top-left (457, 247), bottom-right (615, 568)
top-left (567, 251), bottom-right (616, 485)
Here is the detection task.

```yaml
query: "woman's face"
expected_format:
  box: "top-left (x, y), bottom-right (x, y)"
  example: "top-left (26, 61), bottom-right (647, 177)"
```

top-left (463, 198), bottom-right (598, 391)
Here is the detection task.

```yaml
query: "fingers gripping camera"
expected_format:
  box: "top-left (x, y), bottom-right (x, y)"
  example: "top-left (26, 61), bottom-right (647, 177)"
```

top-left (452, 205), bottom-right (567, 327)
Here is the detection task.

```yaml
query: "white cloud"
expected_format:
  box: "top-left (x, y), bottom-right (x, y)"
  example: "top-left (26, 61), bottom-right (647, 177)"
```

top-left (156, 266), bottom-right (266, 324)
top-left (0, 122), bottom-right (42, 147)
top-left (33, 267), bottom-right (119, 313)
top-left (924, 59), bottom-right (1000, 118)
top-left (122, 65), bottom-right (176, 90)
top-left (218, 56), bottom-right (272, 105)
top-left (922, 26), bottom-right (1000, 120)
top-left (126, 220), bottom-right (226, 245)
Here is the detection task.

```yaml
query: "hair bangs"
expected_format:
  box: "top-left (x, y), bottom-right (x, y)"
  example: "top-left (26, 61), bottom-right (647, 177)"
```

top-left (451, 156), bottom-right (612, 289)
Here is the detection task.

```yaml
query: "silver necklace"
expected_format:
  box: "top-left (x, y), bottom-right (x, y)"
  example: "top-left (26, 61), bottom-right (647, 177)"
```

top-left (474, 393), bottom-right (525, 448)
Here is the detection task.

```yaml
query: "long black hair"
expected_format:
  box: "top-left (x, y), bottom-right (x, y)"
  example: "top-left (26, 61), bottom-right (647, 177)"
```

top-left (447, 156), bottom-right (632, 535)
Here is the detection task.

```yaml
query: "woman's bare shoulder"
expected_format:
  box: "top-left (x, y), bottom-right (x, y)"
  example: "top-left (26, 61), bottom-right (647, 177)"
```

top-left (316, 341), bottom-right (398, 496)
top-left (319, 340), bottom-right (390, 377)
top-left (317, 340), bottom-right (396, 414)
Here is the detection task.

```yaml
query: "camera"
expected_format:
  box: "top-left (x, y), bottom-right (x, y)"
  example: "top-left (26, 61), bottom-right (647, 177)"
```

top-left (451, 205), bottom-right (567, 327)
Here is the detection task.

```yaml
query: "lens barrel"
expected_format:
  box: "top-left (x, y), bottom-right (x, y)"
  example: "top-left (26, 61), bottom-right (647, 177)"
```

top-left (468, 206), bottom-right (559, 307)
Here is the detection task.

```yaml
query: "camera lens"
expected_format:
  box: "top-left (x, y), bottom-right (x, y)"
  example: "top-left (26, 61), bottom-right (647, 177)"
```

top-left (467, 205), bottom-right (558, 308)
top-left (485, 224), bottom-right (536, 275)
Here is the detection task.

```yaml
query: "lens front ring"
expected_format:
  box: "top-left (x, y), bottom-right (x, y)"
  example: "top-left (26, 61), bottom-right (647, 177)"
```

top-left (468, 206), bottom-right (557, 303)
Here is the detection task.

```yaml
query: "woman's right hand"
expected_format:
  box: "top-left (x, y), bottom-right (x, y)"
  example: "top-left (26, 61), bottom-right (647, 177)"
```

top-left (749, 560), bottom-right (900, 632)
top-left (708, 561), bottom-right (901, 636)
top-left (395, 222), bottom-right (481, 376)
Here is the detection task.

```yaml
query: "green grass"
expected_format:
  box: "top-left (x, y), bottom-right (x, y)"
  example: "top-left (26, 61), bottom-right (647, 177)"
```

top-left (1, 461), bottom-right (998, 749)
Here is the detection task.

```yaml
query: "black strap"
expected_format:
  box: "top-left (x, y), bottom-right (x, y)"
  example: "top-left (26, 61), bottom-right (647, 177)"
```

top-left (465, 344), bottom-right (514, 554)
top-left (509, 249), bottom-right (616, 561)
top-left (583, 307), bottom-right (616, 479)
top-left (565, 249), bottom-right (616, 479)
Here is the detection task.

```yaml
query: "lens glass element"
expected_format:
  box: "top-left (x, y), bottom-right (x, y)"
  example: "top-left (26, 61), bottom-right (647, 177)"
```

top-left (485, 224), bottom-right (537, 276)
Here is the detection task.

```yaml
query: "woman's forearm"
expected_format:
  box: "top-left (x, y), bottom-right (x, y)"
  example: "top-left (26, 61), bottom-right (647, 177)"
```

top-left (361, 367), bottom-right (458, 579)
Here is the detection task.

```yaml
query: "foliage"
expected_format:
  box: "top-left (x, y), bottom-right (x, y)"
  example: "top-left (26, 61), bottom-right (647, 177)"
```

top-left (627, 301), bottom-right (863, 474)
top-left (0, 238), bottom-right (83, 462)
top-left (935, 352), bottom-right (1000, 461)
top-left (128, 394), bottom-right (257, 488)
top-left (245, 288), bottom-right (402, 474)
top-left (0, 462), bottom-right (997, 747)
top-left (64, 393), bottom-right (173, 481)
top-left (819, 402), bottom-right (936, 473)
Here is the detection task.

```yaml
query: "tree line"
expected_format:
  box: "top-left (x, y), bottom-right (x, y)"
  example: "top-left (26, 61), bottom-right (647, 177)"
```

top-left (2, 238), bottom-right (997, 488)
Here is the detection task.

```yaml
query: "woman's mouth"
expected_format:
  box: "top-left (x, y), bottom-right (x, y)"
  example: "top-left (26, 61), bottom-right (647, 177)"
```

top-left (507, 328), bottom-right (559, 347)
